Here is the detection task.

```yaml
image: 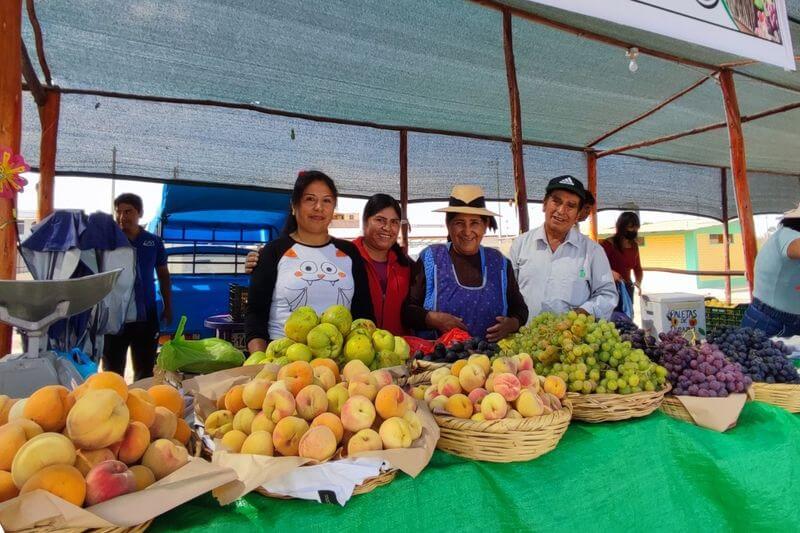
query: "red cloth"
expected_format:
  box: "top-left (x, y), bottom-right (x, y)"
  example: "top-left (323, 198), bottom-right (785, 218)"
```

top-left (353, 237), bottom-right (411, 336)
top-left (601, 238), bottom-right (643, 283)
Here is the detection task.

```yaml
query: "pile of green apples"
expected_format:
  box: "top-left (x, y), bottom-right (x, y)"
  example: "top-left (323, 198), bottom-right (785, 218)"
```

top-left (244, 305), bottom-right (410, 371)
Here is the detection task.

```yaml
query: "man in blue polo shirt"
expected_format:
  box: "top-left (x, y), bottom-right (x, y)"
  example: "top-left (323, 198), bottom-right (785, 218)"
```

top-left (103, 193), bottom-right (172, 380)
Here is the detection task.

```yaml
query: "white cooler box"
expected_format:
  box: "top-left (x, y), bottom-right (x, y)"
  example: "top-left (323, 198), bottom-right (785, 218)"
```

top-left (640, 292), bottom-right (706, 337)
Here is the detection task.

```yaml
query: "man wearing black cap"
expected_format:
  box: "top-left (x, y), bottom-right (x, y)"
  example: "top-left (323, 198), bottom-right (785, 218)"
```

top-left (509, 175), bottom-right (617, 320)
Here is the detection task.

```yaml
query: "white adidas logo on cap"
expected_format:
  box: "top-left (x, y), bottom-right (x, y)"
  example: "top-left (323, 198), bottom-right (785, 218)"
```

top-left (559, 176), bottom-right (574, 185)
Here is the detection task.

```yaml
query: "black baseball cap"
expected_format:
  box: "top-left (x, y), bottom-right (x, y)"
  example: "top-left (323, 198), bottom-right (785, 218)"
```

top-left (545, 175), bottom-right (587, 201)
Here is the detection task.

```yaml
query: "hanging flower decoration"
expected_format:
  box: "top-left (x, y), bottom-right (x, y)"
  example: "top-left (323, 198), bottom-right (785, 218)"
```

top-left (0, 147), bottom-right (29, 199)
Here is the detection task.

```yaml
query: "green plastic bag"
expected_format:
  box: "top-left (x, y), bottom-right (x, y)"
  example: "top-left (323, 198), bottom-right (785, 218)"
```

top-left (157, 316), bottom-right (245, 374)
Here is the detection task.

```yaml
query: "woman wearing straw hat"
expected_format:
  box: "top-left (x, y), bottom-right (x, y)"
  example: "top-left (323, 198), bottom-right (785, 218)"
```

top-left (402, 185), bottom-right (528, 342)
top-left (741, 203), bottom-right (800, 337)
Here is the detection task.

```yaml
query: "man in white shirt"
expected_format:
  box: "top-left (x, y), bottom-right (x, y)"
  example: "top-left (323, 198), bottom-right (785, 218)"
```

top-left (510, 176), bottom-right (617, 320)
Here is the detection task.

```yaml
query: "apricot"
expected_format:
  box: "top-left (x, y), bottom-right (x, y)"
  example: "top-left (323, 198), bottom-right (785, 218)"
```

top-left (223, 385), bottom-right (246, 414)
top-left (174, 418), bottom-right (191, 446)
top-left (66, 390), bottom-right (130, 450)
top-left (313, 366), bottom-right (337, 391)
top-left (117, 422), bottom-right (151, 465)
top-left (204, 410), bottom-right (234, 438)
top-left (129, 464), bottom-right (156, 491)
top-left (263, 388), bottom-right (295, 423)
top-left (150, 406), bottom-right (178, 440)
top-left (272, 417), bottom-right (309, 456)
top-left (11, 432), bottom-right (76, 488)
top-left (75, 448), bottom-right (116, 476)
top-left (445, 394), bottom-right (473, 419)
top-left (375, 384), bottom-right (408, 419)
top-left (0, 395), bottom-right (17, 425)
top-left (242, 379), bottom-right (271, 410)
top-left (148, 384), bottom-right (184, 416)
top-left (0, 471), bottom-right (19, 503)
top-left (22, 385), bottom-right (73, 433)
top-left (82, 372), bottom-right (129, 401)
top-left (240, 430), bottom-right (274, 456)
top-left (298, 425), bottom-right (337, 461)
top-left (221, 430), bottom-right (248, 453)
top-left (20, 464), bottom-right (86, 507)
top-left (126, 388), bottom-right (157, 427)
top-left (295, 385), bottom-right (328, 421)
top-left (10, 418), bottom-right (43, 439)
top-left (0, 424), bottom-right (28, 471)
top-left (251, 411), bottom-right (276, 434)
top-left (347, 428), bottom-right (382, 455)
top-left (310, 358), bottom-right (341, 382)
top-left (543, 376), bottom-right (567, 400)
top-left (233, 408), bottom-right (258, 435)
top-left (141, 439), bottom-right (189, 480)
top-left (277, 361), bottom-right (314, 396)
top-left (311, 412), bottom-right (344, 444)
top-left (450, 359), bottom-right (468, 378)
top-left (7, 399), bottom-right (26, 422)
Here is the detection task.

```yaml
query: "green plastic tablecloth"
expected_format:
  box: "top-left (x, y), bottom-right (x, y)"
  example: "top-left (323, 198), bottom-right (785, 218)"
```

top-left (151, 403), bottom-right (800, 532)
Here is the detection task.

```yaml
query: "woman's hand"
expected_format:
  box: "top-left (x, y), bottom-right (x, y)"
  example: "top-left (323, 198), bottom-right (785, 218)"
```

top-left (486, 316), bottom-right (520, 342)
top-left (611, 270), bottom-right (623, 282)
top-left (244, 247), bottom-right (263, 274)
top-left (426, 311), bottom-right (467, 333)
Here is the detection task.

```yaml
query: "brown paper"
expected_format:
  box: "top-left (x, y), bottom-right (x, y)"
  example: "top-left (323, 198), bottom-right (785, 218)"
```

top-left (0, 457), bottom-right (238, 531)
top-left (676, 394), bottom-right (747, 432)
top-left (190, 366), bottom-right (439, 504)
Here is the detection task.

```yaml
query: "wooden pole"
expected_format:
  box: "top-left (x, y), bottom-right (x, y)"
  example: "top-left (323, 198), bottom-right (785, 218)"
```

top-left (721, 168), bottom-right (731, 304)
top-left (719, 70), bottom-right (757, 296)
top-left (399, 129), bottom-right (409, 252)
top-left (502, 8), bottom-right (529, 234)
top-left (0, 0), bottom-right (23, 356)
top-left (587, 151), bottom-right (598, 241)
top-left (37, 90), bottom-right (59, 221)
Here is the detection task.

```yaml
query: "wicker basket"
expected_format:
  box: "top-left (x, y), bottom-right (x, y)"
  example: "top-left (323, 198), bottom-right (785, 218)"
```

top-left (12, 521), bottom-right (152, 533)
top-left (567, 383), bottom-right (670, 423)
top-left (406, 359), bottom-right (449, 387)
top-left (434, 401), bottom-right (572, 463)
top-left (752, 382), bottom-right (800, 413)
top-left (659, 395), bottom-right (695, 424)
top-left (256, 469), bottom-right (397, 499)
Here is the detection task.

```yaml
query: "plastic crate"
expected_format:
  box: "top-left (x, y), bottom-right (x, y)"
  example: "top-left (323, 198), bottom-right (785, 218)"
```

top-left (704, 299), bottom-right (748, 331)
top-left (229, 283), bottom-right (249, 322)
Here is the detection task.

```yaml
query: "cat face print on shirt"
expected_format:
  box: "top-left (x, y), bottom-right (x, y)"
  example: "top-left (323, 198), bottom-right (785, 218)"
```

top-left (280, 246), bottom-right (354, 312)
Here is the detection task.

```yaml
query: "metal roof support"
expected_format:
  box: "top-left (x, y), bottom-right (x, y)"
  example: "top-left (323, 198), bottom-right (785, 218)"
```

top-left (36, 90), bottom-right (59, 222)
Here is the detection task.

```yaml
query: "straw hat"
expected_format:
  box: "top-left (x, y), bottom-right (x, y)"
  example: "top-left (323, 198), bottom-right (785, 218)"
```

top-left (784, 202), bottom-right (800, 219)
top-left (433, 185), bottom-right (500, 217)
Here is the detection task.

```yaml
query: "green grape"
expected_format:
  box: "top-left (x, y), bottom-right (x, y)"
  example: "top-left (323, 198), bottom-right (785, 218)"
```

top-left (619, 386), bottom-right (632, 394)
top-left (607, 379), bottom-right (618, 391)
top-left (596, 386), bottom-right (607, 394)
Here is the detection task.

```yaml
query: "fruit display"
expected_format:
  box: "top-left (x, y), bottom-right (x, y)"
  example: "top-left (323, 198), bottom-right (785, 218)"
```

top-left (243, 306), bottom-right (410, 370)
top-left (612, 317), bottom-right (659, 362)
top-left (499, 312), bottom-right (668, 395)
top-left (0, 373), bottom-right (190, 506)
top-left (415, 337), bottom-right (500, 363)
top-left (410, 353), bottom-right (568, 420)
top-left (707, 326), bottom-right (800, 384)
top-left (203, 358), bottom-right (424, 459)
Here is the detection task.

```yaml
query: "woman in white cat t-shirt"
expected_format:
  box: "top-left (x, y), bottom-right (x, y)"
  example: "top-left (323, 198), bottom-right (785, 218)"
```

top-left (245, 171), bottom-right (374, 353)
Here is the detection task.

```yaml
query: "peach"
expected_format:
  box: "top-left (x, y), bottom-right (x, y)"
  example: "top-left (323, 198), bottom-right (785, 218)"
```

top-left (507, 409), bottom-right (523, 419)
top-left (148, 384), bottom-right (184, 417)
top-left (11, 432), bottom-right (76, 488)
top-left (375, 384), bottom-right (408, 419)
top-left (458, 364), bottom-right (486, 393)
top-left (295, 385), bottom-right (329, 421)
top-left (263, 388), bottom-right (296, 423)
top-left (216, 395), bottom-right (227, 410)
top-left (468, 354), bottom-right (491, 375)
top-left (0, 423), bottom-right (27, 471)
top-left (429, 367), bottom-right (451, 386)
top-left (445, 394), bottom-right (473, 419)
top-left (0, 395), bottom-right (16, 425)
top-left (240, 430), bottom-right (274, 456)
top-left (7, 398), bottom-right (26, 422)
top-left (277, 361), bottom-right (314, 396)
top-left (67, 390), bottom-right (130, 450)
top-left (221, 430), bottom-right (248, 453)
top-left (310, 358), bottom-right (340, 382)
top-left (428, 396), bottom-right (448, 411)
top-left (401, 391), bottom-right (417, 413)
top-left (516, 389), bottom-right (545, 417)
top-left (255, 362), bottom-right (281, 382)
top-left (513, 353), bottom-right (534, 372)
top-left (543, 376), bottom-right (567, 400)
top-left (370, 369), bottom-right (393, 389)
top-left (23, 385), bottom-right (73, 432)
top-left (403, 411), bottom-right (423, 440)
top-left (233, 408), bottom-right (259, 434)
top-left (326, 383), bottom-right (349, 416)
top-left (480, 392), bottom-right (508, 420)
top-left (20, 464), bottom-right (86, 506)
top-left (75, 448), bottom-right (116, 476)
top-left (174, 418), bottom-right (191, 446)
top-left (242, 379), bottom-right (271, 410)
top-left (267, 380), bottom-right (289, 394)
top-left (347, 428), bottom-right (382, 455)
top-left (129, 465), bottom-right (155, 491)
top-left (85, 460), bottom-right (136, 505)
top-left (411, 386), bottom-right (426, 401)
top-left (0, 471), bottom-right (19, 503)
top-left (468, 388), bottom-right (489, 411)
top-left (470, 412), bottom-right (486, 421)
top-left (150, 406), bottom-right (178, 440)
top-left (379, 417), bottom-right (413, 449)
top-left (436, 375), bottom-right (462, 397)
top-left (485, 373), bottom-right (496, 392)
top-left (223, 385), bottom-right (247, 414)
top-left (347, 374), bottom-right (378, 402)
top-left (272, 417), bottom-right (309, 456)
top-left (517, 370), bottom-right (536, 389)
top-left (450, 359), bottom-right (468, 378)
top-left (492, 357), bottom-right (517, 375)
top-left (82, 372), bottom-right (129, 401)
top-left (311, 413), bottom-right (344, 444)
top-left (126, 388), bottom-right (157, 427)
top-left (342, 359), bottom-right (370, 382)
top-left (423, 385), bottom-right (440, 402)
top-left (9, 418), bottom-right (43, 439)
top-left (527, 376), bottom-right (542, 394)
top-left (493, 373), bottom-right (522, 402)
top-left (340, 395), bottom-right (376, 432)
top-left (141, 439), bottom-right (189, 480)
top-left (251, 411), bottom-right (276, 434)
top-left (118, 422), bottom-right (151, 464)
top-left (298, 426), bottom-right (337, 461)
top-left (204, 410), bottom-right (234, 438)
top-left (313, 366), bottom-right (337, 391)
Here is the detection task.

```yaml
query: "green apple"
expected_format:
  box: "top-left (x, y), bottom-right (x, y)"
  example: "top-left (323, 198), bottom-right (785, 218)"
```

top-left (376, 350), bottom-right (402, 369)
top-left (243, 351), bottom-right (267, 366)
top-left (285, 343), bottom-right (313, 362)
top-left (273, 356), bottom-right (290, 366)
top-left (284, 306), bottom-right (320, 343)
top-left (266, 337), bottom-right (296, 358)
top-left (320, 304), bottom-right (352, 336)
top-left (350, 318), bottom-right (376, 335)
top-left (371, 329), bottom-right (395, 352)
top-left (347, 328), bottom-right (369, 342)
top-left (343, 332), bottom-right (375, 366)
top-left (393, 336), bottom-right (410, 360)
top-left (306, 322), bottom-right (344, 359)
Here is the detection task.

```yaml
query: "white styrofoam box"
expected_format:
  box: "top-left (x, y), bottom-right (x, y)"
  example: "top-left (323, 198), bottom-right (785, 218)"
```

top-left (640, 292), bottom-right (706, 337)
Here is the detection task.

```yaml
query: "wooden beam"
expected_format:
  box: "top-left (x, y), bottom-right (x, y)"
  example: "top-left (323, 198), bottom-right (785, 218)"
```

top-left (502, 8), bottom-right (529, 234)
top-left (587, 75), bottom-right (711, 148)
top-left (721, 168), bottom-right (731, 304)
top-left (587, 151), bottom-right (598, 241)
top-left (25, 0), bottom-right (51, 86)
top-left (399, 129), bottom-right (409, 252)
top-left (37, 90), bottom-right (59, 222)
top-left (642, 267), bottom-right (744, 276)
top-left (719, 70), bottom-right (757, 296)
top-left (0, 0), bottom-right (23, 356)
top-left (20, 42), bottom-right (45, 106)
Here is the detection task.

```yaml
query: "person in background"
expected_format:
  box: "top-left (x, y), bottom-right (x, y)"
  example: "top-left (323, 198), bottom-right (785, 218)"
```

top-left (601, 211), bottom-right (643, 319)
top-left (244, 171), bottom-right (374, 353)
top-left (578, 191), bottom-right (595, 224)
top-left (402, 185), bottom-right (527, 342)
top-left (104, 193), bottom-right (172, 381)
top-left (510, 175), bottom-right (617, 320)
top-left (741, 203), bottom-right (800, 337)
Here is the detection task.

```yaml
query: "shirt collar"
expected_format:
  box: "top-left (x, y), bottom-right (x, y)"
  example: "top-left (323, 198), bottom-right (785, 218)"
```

top-left (533, 225), bottom-right (579, 249)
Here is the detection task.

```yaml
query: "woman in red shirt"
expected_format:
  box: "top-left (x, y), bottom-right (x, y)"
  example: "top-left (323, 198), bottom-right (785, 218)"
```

top-left (601, 212), bottom-right (643, 318)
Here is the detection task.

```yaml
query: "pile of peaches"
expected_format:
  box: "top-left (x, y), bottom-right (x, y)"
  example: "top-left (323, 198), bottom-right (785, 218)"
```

top-left (0, 373), bottom-right (191, 507)
top-left (204, 358), bottom-right (423, 461)
top-left (411, 353), bottom-right (568, 421)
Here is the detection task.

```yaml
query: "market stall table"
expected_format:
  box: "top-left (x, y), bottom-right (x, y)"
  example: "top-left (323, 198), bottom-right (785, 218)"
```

top-left (151, 402), bottom-right (800, 532)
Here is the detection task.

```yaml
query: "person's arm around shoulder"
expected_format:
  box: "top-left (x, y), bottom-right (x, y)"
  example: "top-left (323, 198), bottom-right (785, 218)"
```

top-left (245, 239), bottom-right (285, 353)
top-left (335, 239), bottom-right (375, 322)
top-left (155, 238), bottom-right (172, 326)
top-left (579, 242), bottom-right (618, 319)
